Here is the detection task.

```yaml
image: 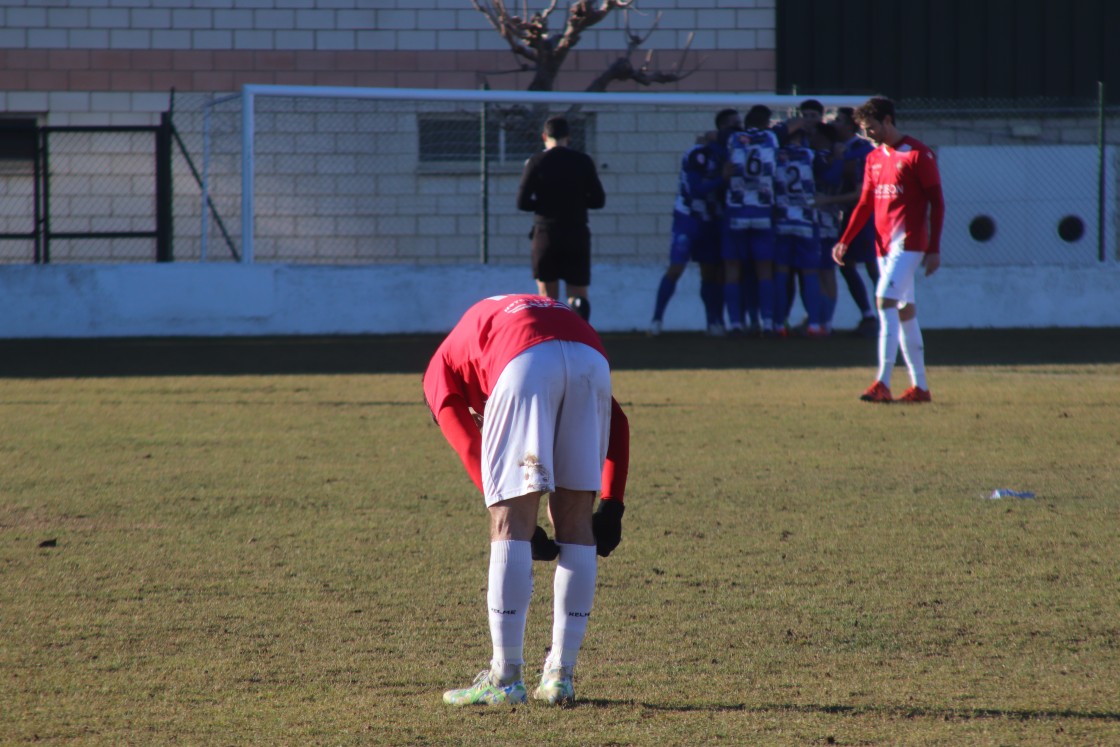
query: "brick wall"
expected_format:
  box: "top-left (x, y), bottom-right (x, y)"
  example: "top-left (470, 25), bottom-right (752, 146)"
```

top-left (0, 1), bottom-right (778, 122)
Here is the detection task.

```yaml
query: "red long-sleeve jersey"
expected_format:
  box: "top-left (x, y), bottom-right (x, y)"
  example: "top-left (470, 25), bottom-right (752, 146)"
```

top-left (423, 294), bottom-right (628, 503)
top-left (839, 135), bottom-right (945, 256)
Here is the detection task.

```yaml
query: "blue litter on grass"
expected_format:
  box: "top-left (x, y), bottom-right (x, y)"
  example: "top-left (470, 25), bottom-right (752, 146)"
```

top-left (987, 489), bottom-right (1036, 500)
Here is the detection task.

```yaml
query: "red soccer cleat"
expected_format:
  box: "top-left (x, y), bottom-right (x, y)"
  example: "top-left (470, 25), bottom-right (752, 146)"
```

top-left (859, 381), bottom-right (892, 403)
top-left (897, 386), bottom-right (932, 403)
top-left (805, 325), bottom-right (830, 338)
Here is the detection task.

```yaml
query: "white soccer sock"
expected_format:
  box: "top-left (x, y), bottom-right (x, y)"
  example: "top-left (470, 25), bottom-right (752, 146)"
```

top-left (487, 540), bottom-right (533, 683)
top-left (546, 543), bottom-right (597, 671)
top-left (876, 306), bottom-right (901, 387)
top-left (899, 316), bottom-right (928, 390)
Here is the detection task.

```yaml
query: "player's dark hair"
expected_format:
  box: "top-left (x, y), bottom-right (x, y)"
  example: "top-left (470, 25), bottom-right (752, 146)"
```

top-left (814, 122), bottom-right (839, 143)
top-left (744, 104), bottom-right (771, 129)
top-left (799, 98), bottom-right (824, 115)
top-left (543, 115), bottom-right (570, 140)
top-left (714, 108), bottom-right (740, 130)
top-left (836, 106), bottom-right (855, 123)
top-left (855, 97), bottom-right (895, 126)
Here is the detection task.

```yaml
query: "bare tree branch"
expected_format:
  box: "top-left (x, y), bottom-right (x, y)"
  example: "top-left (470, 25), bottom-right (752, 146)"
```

top-left (583, 22), bottom-right (702, 93)
top-left (470, 2), bottom-right (705, 175)
top-left (471, 0), bottom-right (543, 63)
top-left (553, 0), bottom-right (636, 63)
top-left (472, 1), bottom-right (701, 93)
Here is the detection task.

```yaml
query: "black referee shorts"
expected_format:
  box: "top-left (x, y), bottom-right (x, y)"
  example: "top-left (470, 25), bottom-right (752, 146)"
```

top-left (530, 222), bottom-right (592, 286)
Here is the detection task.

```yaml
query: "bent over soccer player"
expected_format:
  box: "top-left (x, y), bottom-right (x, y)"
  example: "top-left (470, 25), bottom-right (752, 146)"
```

top-left (423, 294), bottom-right (630, 706)
top-left (832, 97), bottom-right (945, 404)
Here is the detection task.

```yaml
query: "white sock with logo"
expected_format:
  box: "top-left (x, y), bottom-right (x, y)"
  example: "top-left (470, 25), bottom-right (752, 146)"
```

top-left (487, 540), bottom-right (532, 684)
top-left (876, 306), bottom-right (901, 388)
top-left (900, 316), bottom-right (928, 390)
top-left (546, 543), bottom-right (597, 670)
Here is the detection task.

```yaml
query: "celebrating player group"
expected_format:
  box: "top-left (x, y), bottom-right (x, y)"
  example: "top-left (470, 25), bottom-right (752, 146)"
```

top-left (650, 95), bottom-right (945, 404)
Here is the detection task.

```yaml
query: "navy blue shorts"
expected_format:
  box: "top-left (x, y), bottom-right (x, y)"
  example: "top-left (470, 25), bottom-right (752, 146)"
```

top-left (721, 226), bottom-right (776, 263)
top-left (671, 223), bottom-right (720, 265)
top-left (844, 227), bottom-right (876, 264)
top-left (776, 233), bottom-right (821, 270)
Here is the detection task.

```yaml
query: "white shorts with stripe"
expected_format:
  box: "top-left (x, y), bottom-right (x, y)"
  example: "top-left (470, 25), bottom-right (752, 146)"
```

top-left (876, 247), bottom-right (924, 305)
top-left (481, 340), bottom-right (612, 507)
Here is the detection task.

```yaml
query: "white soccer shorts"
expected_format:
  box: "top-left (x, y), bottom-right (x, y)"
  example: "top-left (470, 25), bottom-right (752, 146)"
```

top-left (875, 247), bottom-right (925, 305)
top-left (481, 340), bottom-right (612, 506)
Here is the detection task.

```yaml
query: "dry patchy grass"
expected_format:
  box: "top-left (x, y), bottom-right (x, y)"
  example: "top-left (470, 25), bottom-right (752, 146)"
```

top-left (1, 354), bottom-right (1118, 745)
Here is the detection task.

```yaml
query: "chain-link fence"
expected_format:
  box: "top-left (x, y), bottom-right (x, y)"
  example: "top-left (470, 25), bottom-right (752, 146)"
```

top-left (45, 128), bottom-right (158, 263)
top-left (0, 121), bottom-right (222, 264)
top-left (901, 97), bottom-right (1118, 267)
top-left (3, 90), bottom-right (1118, 266)
top-left (0, 165), bottom-right (36, 263)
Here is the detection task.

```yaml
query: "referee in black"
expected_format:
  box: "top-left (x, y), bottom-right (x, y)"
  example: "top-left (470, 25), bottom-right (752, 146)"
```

top-left (516, 115), bottom-right (606, 322)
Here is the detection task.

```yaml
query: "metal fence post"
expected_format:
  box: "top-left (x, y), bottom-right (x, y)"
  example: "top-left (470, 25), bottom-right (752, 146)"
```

top-left (1097, 81), bottom-right (1107, 263)
top-left (41, 129), bottom-right (51, 264)
top-left (156, 111), bottom-right (174, 262)
top-left (32, 123), bottom-right (42, 264)
top-left (480, 86), bottom-right (490, 264)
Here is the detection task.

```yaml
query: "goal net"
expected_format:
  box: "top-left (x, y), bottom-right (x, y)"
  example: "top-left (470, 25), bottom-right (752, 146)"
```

top-left (175, 85), bottom-right (855, 266)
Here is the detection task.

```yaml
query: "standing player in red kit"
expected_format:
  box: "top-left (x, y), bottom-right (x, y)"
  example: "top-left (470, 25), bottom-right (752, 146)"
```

top-left (423, 294), bottom-right (629, 706)
top-left (832, 97), bottom-right (945, 403)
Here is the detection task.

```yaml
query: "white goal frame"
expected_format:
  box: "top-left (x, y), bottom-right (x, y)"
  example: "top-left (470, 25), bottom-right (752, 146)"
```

top-left (221, 84), bottom-right (862, 263)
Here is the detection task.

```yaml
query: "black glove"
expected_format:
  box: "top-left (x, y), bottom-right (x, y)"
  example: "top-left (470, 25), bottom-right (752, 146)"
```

top-left (530, 525), bottom-right (560, 561)
top-left (591, 500), bottom-right (625, 557)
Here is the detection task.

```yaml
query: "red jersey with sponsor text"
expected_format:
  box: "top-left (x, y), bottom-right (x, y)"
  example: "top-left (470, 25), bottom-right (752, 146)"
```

top-left (839, 135), bottom-right (943, 256)
top-left (423, 294), bottom-right (607, 420)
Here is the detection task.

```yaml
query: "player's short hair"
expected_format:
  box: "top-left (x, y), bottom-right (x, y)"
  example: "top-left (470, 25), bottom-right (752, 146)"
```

top-left (799, 98), bottom-right (824, 115)
top-left (855, 97), bottom-right (896, 126)
top-left (714, 108), bottom-right (740, 130)
top-left (744, 104), bottom-right (772, 129)
top-left (836, 106), bottom-right (855, 123)
top-left (543, 116), bottom-right (571, 140)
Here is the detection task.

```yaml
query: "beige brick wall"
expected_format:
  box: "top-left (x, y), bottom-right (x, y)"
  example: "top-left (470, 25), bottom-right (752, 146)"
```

top-left (0, 2), bottom-right (775, 52)
top-left (0, 1), bottom-right (777, 123)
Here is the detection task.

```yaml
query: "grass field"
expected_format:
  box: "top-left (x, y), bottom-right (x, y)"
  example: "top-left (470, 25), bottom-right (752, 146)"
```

top-left (2, 330), bottom-right (1119, 745)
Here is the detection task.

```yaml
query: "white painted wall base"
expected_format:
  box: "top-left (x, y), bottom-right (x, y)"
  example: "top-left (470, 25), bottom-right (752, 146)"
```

top-left (1, 262), bottom-right (1118, 339)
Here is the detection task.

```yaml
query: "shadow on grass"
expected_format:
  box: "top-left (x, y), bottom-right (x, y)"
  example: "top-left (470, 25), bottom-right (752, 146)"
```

top-left (1, 328), bottom-right (1118, 378)
top-left (580, 699), bottom-right (1120, 722)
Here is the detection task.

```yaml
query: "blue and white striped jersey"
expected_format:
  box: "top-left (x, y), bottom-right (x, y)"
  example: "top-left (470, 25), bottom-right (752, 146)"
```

top-left (774, 145), bottom-right (816, 238)
top-left (673, 142), bottom-right (723, 226)
top-left (813, 147), bottom-right (844, 241)
top-left (724, 128), bottom-right (778, 230)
